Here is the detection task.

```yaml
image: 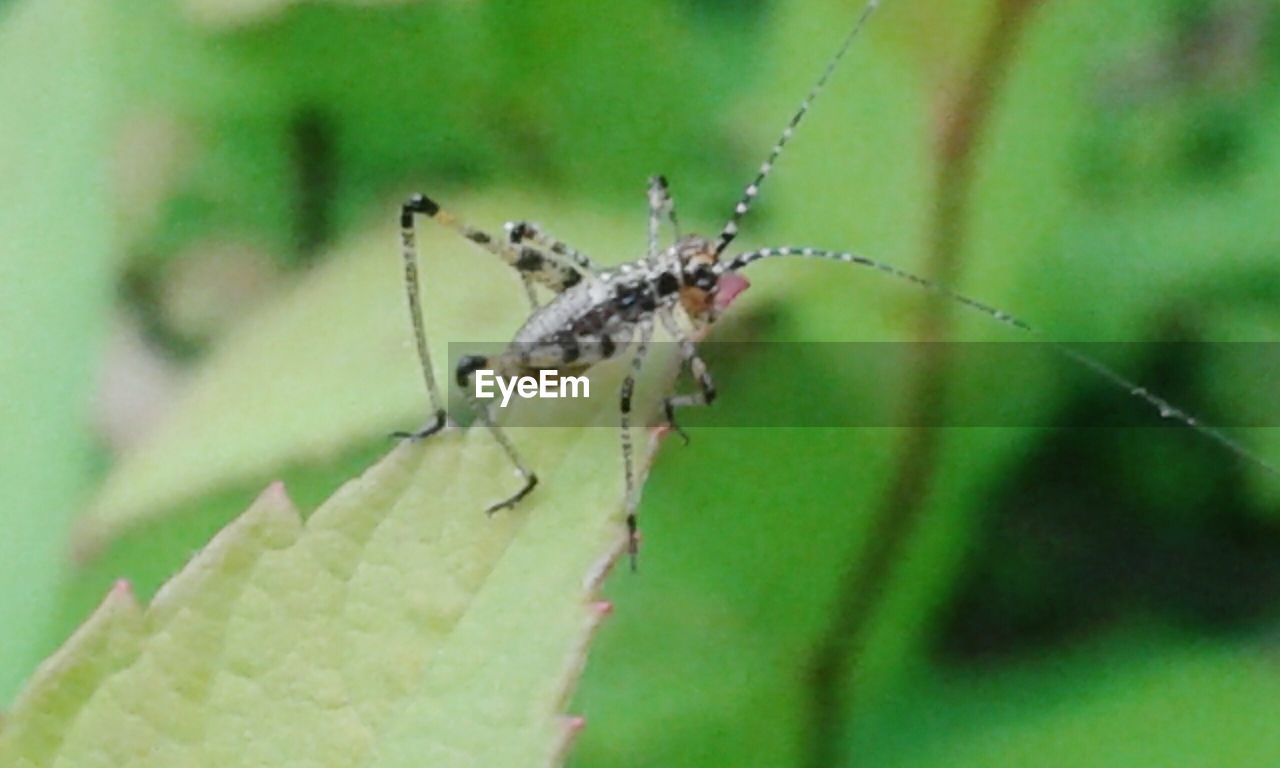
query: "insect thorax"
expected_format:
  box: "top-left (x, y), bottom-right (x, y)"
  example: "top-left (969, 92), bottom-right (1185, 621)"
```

top-left (506, 237), bottom-right (722, 369)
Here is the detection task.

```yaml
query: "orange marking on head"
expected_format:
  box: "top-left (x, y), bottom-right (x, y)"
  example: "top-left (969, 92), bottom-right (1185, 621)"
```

top-left (679, 285), bottom-right (714, 318)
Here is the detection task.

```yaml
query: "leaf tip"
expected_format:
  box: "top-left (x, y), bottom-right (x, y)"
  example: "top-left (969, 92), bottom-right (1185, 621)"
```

top-left (261, 478), bottom-right (291, 505)
top-left (217, 479), bottom-right (303, 550)
top-left (148, 480), bottom-right (301, 616)
top-left (101, 578), bottom-right (142, 614)
top-left (563, 715), bottom-right (586, 734)
top-left (583, 533), bottom-right (629, 592)
top-left (549, 715), bottom-right (588, 764)
top-left (3, 575), bottom-right (144, 725)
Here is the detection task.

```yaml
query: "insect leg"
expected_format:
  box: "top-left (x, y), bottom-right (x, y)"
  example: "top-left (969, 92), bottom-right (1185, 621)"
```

top-left (394, 193), bottom-right (587, 437)
top-left (647, 175), bottom-right (680, 260)
top-left (393, 195), bottom-right (451, 439)
top-left (657, 308), bottom-right (715, 445)
top-left (505, 220), bottom-right (598, 273)
top-left (620, 318), bottom-right (656, 567)
top-left (403, 193), bottom-right (586, 298)
top-left (454, 353), bottom-right (539, 514)
top-left (516, 276), bottom-right (541, 312)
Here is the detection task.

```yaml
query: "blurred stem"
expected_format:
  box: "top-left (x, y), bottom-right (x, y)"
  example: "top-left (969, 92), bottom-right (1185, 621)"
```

top-left (803, 1), bottom-right (1041, 765)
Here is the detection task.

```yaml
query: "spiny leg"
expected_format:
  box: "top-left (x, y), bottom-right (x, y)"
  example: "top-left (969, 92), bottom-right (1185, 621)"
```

top-left (451, 338), bottom-right (612, 514)
top-left (454, 354), bottom-right (539, 513)
top-left (506, 220), bottom-right (599, 273)
top-left (647, 175), bottom-right (680, 261)
top-left (393, 195), bottom-right (450, 439)
top-left (620, 318), bottom-right (656, 568)
top-left (507, 234), bottom-right (540, 312)
top-left (657, 308), bottom-right (715, 445)
top-left (395, 193), bottom-right (589, 440)
top-left (713, 0), bottom-right (882, 255)
top-left (516, 275), bottom-right (540, 312)
top-left (399, 191), bottom-right (540, 317)
top-left (404, 193), bottom-right (587, 296)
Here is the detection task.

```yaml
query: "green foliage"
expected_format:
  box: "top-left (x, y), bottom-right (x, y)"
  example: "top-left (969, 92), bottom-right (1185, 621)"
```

top-left (4, 0), bottom-right (1280, 764)
top-left (0, 0), bottom-right (113, 703)
top-left (110, 0), bottom-right (746, 273)
top-left (2, 406), bottom-right (663, 766)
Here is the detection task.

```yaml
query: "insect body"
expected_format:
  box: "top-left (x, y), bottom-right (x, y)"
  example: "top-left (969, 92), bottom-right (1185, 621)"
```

top-left (396, 0), bottom-right (1276, 561)
top-left (399, 181), bottom-right (732, 553)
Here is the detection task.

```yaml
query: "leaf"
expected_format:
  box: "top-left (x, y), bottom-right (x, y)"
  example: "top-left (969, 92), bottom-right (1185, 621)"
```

top-left (1, 349), bottom-right (681, 765)
top-left (0, 0), bottom-right (114, 703)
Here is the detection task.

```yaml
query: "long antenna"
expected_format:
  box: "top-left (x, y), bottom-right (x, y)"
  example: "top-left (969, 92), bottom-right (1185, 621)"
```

top-left (723, 245), bottom-right (1280, 478)
top-left (714, 0), bottom-right (882, 256)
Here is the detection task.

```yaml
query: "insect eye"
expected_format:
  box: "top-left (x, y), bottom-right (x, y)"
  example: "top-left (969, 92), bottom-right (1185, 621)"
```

top-left (692, 266), bottom-right (717, 291)
top-left (656, 271), bottom-right (680, 296)
top-left (615, 284), bottom-right (639, 307)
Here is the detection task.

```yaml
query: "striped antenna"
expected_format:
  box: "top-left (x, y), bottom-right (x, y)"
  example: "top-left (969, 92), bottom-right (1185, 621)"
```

top-left (722, 245), bottom-right (1280, 479)
top-left (714, 0), bottom-right (882, 256)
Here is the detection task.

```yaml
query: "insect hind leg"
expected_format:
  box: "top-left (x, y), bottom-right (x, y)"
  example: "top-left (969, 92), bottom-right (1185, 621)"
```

top-left (395, 194), bottom-right (451, 438)
top-left (395, 193), bottom-right (582, 441)
top-left (505, 220), bottom-right (598, 273)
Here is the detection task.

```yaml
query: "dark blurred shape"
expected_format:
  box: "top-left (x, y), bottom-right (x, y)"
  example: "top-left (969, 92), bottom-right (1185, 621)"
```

top-left (938, 336), bottom-right (1280, 663)
top-left (290, 105), bottom-right (336, 261)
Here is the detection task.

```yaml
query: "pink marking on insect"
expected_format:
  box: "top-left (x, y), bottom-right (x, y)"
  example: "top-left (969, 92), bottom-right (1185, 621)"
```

top-left (591, 600), bottom-right (614, 617)
top-left (715, 272), bottom-right (750, 310)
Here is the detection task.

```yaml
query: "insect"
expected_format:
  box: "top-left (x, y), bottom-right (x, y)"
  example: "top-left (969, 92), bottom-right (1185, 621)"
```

top-left (395, 0), bottom-right (1276, 561)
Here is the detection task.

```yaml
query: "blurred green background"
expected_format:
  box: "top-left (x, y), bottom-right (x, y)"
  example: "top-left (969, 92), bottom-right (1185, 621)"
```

top-left (3, 0), bottom-right (1280, 765)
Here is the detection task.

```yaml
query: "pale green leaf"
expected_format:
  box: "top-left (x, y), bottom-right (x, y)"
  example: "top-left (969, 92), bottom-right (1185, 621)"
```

top-left (2, 353), bottom-right (680, 765)
top-left (0, 0), bottom-right (114, 702)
